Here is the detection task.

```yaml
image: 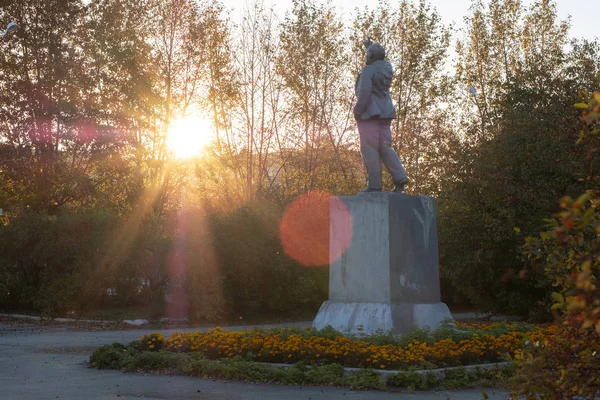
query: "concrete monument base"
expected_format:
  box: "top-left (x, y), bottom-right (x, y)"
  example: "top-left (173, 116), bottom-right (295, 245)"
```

top-left (313, 301), bottom-right (452, 335)
top-left (312, 193), bottom-right (453, 335)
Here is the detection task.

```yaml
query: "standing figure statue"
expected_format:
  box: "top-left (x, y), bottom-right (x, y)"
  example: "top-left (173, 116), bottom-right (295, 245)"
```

top-left (354, 39), bottom-right (409, 193)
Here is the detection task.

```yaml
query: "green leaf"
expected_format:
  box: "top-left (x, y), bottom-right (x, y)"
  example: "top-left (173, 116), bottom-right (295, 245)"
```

top-left (576, 192), bottom-right (591, 205)
top-left (540, 232), bottom-right (552, 240)
top-left (513, 227), bottom-right (521, 233)
top-left (575, 102), bottom-right (589, 109)
top-left (582, 208), bottom-right (595, 225)
top-left (551, 292), bottom-right (564, 304)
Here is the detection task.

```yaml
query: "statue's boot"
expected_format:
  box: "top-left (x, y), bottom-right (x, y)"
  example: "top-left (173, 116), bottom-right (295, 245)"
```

top-left (391, 179), bottom-right (409, 193)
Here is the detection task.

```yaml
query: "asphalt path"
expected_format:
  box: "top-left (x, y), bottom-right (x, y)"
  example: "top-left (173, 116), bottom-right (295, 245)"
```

top-left (0, 322), bottom-right (510, 400)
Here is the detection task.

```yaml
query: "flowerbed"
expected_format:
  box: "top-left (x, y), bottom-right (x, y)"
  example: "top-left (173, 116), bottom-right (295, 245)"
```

top-left (138, 322), bottom-right (556, 371)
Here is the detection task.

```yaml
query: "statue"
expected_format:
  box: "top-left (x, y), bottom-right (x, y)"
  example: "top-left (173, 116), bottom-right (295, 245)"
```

top-left (311, 49), bottom-right (452, 334)
top-left (354, 39), bottom-right (409, 193)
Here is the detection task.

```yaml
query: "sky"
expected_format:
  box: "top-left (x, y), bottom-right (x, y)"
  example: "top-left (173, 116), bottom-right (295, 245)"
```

top-left (221, 0), bottom-right (599, 43)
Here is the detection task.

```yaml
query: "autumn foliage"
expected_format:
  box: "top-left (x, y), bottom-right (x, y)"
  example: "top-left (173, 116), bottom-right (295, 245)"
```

top-left (512, 82), bottom-right (600, 399)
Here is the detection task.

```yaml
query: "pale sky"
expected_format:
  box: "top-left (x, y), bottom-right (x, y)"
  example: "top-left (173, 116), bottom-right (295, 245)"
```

top-left (222, 0), bottom-right (599, 43)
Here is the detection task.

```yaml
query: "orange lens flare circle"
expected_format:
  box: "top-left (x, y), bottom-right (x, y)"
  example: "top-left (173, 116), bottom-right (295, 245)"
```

top-left (280, 192), bottom-right (352, 267)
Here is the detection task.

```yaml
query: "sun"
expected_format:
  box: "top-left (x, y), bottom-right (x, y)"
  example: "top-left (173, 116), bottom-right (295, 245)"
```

top-left (167, 116), bottom-right (213, 158)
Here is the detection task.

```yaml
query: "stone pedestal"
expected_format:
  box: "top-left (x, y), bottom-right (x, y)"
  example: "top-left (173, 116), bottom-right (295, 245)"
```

top-left (312, 193), bottom-right (452, 335)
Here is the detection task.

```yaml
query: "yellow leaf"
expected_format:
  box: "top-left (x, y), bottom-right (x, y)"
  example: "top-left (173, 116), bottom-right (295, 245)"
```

top-left (575, 102), bottom-right (589, 109)
top-left (596, 321), bottom-right (600, 334)
top-left (594, 91), bottom-right (600, 103)
top-left (581, 260), bottom-right (592, 272)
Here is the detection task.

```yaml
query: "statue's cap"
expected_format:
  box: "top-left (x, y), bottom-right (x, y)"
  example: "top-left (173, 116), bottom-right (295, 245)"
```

top-left (366, 42), bottom-right (385, 65)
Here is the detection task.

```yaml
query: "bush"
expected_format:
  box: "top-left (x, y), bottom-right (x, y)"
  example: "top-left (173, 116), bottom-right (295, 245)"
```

top-left (346, 369), bottom-right (384, 390)
top-left (438, 68), bottom-right (593, 317)
top-left (121, 351), bottom-right (183, 372)
top-left (307, 363), bottom-right (345, 385)
top-left (511, 84), bottom-right (600, 399)
top-left (387, 371), bottom-right (436, 390)
top-left (90, 343), bottom-right (134, 369)
top-left (0, 210), bottom-right (173, 316)
top-left (199, 201), bottom-right (328, 322)
top-left (513, 193), bottom-right (600, 399)
top-left (0, 202), bottom-right (328, 323)
top-left (0, 211), bottom-right (117, 315)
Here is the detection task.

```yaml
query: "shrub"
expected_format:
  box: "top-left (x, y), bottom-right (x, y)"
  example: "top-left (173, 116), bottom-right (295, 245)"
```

top-left (0, 211), bottom-right (116, 315)
top-left (90, 343), bottom-right (132, 369)
top-left (513, 194), bottom-right (600, 399)
top-left (346, 369), bottom-right (384, 390)
top-left (511, 84), bottom-right (600, 399)
top-left (0, 203), bottom-right (328, 324)
top-left (438, 67), bottom-right (592, 317)
top-left (440, 367), bottom-right (480, 389)
top-left (0, 210), bottom-right (171, 316)
top-left (200, 202), bottom-right (328, 321)
top-left (307, 363), bottom-right (345, 385)
top-left (387, 371), bottom-right (436, 390)
top-left (121, 351), bottom-right (182, 372)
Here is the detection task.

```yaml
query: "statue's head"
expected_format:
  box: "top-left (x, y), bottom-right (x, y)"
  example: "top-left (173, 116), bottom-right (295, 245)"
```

top-left (365, 41), bottom-right (385, 65)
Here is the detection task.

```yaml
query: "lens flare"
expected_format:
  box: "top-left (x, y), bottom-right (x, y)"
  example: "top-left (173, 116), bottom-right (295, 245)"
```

top-left (280, 192), bottom-right (352, 267)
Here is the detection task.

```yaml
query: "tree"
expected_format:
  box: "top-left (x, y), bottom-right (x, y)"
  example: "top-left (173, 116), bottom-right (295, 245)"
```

top-left (277, 0), bottom-right (355, 196)
top-left (455, 0), bottom-right (570, 144)
top-left (80, 0), bottom-right (158, 214)
top-left (233, 1), bottom-right (283, 200)
top-left (512, 74), bottom-right (600, 400)
top-left (439, 40), bottom-right (599, 315)
top-left (0, 0), bottom-right (112, 213)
